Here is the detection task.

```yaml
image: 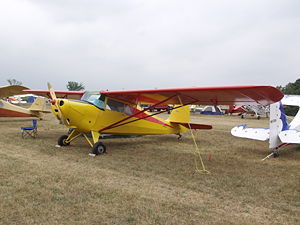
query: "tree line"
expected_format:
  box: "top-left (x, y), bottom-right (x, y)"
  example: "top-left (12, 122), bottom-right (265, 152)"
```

top-left (277, 78), bottom-right (300, 116)
top-left (6, 79), bottom-right (85, 91)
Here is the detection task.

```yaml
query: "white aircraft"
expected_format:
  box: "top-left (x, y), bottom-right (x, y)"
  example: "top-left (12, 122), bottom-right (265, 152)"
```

top-left (231, 95), bottom-right (300, 160)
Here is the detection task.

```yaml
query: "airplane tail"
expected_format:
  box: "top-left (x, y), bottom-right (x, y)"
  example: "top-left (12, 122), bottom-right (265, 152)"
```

top-left (168, 105), bottom-right (190, 123)
top-left (29, 97), bottom-right (50, 114)
top-left (269, 102), bottom-right (289, 148)
top-left (168, 105), bottom-right (212, 130)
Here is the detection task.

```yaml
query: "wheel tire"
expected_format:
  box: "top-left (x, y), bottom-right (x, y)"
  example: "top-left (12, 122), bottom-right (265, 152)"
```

top-left (241, 115), bottom-right (244, 119)
top-left (58, 135), bottom-right (70, 146)
top-left (92, 142), bottom-right (106, 155)
top-left (257, 115), bottom-right (261, 120)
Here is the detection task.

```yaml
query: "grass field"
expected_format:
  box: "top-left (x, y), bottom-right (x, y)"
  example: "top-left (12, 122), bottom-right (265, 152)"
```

top-left (0, 112), bottom-right (299, 225)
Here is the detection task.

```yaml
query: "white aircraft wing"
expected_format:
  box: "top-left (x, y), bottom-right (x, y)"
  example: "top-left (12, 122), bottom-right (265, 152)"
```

top-left (279, 130), bottom-right (300, 144)
top-left (231, 124), bottom-right (270, 141)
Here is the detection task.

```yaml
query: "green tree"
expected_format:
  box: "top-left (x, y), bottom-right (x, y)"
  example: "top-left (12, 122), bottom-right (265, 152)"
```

top-left (277, 78), bottom-right (300, 116)
top-left (7, 78), bottom-right (22, 85)
top-left (66, 81), bottom-right (85, 91)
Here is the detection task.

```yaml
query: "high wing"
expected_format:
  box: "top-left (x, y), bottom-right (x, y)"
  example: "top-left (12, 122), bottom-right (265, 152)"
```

top-left (101, 85), bottom-right (283, 106)
top-left (0, 85), bottom-right (29, 98)
top-left (23, 90), bottom-right (84, 100)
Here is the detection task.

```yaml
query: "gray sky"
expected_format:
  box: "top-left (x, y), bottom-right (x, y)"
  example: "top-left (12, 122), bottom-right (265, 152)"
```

top-left (0, 0), bottom-right (299, 90)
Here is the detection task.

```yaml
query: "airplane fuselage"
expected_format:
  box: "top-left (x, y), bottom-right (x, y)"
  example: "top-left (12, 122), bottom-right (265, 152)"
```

top-left (0, 100), bottom-right (37, 117)
top-left (55, 98), bottom-right (185, 135)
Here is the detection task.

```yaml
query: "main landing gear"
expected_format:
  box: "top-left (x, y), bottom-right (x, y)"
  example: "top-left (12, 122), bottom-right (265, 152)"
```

top-left (92, 142), bottom-right (106, 155)
top-left (57, 129), bottom-right (106, 155)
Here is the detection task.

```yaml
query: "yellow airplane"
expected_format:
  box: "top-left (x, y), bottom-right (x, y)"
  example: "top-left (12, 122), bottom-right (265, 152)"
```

top-left (0, 85), bottom-right (49, 118)
top-left (25, 84), bottom-right (283, 155)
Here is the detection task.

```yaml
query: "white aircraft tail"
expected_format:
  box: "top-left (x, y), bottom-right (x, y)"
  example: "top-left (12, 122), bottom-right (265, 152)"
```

top-left (269, 102), bottom-right (289, 148)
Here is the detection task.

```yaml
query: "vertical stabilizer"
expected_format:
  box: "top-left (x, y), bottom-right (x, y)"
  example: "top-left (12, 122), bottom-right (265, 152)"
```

top-left (29, 97), bottom-right (48, 112)
top-left (269, 102), bottom-right (289, 148)
top-left (167, 105), bottom-right (190, 123)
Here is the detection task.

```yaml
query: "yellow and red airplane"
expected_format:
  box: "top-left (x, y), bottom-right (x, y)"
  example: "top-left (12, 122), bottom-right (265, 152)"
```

top-left (0, 85), bottom-right (49, 118)
top-left (25, 84), bottom-right (283, 155)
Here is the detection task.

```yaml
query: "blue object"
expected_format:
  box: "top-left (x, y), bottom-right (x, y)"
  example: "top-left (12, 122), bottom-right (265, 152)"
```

top-left (21, 120), bottom-right (37, 138)
top-left (27, 96), bottom-right (36, 103)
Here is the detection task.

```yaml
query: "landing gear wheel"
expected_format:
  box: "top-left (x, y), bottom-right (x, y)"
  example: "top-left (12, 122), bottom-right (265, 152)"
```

top-left (257, 115), bottom-right (261, 120)
top-left (92, 142), bottom-right (106, 155)
top-left (58, 135), bottom-right (70, 146)
top-left (273, 149), bottom-right (280, 158)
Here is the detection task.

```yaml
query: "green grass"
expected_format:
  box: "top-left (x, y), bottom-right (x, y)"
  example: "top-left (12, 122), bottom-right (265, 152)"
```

top-left (0, 113), bottom-right (299, 225)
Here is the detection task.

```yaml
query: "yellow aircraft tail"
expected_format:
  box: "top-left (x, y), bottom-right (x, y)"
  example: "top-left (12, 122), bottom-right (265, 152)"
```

top-left (167, 105), bottom-right (190, 123)
top-left (168, 105), bottom-right (212, 130)
top-left (29, 97), bottom-right (50, 113)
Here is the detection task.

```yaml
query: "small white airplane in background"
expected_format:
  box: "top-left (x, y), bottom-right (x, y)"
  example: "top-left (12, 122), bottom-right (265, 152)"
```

top-left (229, 105), bottom-right (269, 119)
top-left (231, 95), bottom-right (300, 160)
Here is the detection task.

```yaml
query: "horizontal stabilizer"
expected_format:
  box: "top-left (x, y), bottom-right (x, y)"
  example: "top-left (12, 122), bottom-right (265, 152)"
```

top-left (30, 109), bottom-right (51, 113)
top-left (281, 95), bottom-right (300, 106)
top-left (171, 122), bottom-right (212, 130)
top-left (231, 124), bottom-right (269, 141)
top-left (279, 130), bottom-right (300, 144)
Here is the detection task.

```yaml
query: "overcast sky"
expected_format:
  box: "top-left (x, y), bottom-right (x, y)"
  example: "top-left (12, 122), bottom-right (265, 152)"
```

top-left (0, 0), bottom-right (299, 90)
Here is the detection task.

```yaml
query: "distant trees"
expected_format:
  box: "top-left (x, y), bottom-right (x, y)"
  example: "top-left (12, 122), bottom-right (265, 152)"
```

top-left (66, 81), bottom-right (85, 91)
top-left (7, 78), bottom-right (22, 86)
top-left (277, 79), bottom-right (300, 95)
top-left (277, 79), bottom-right (300, 116)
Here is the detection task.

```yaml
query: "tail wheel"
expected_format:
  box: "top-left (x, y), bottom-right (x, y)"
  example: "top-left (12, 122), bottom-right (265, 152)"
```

top-left (58, 135), bottom-right (70, 146)
top-left (92, 142), bottom-right (106, 155)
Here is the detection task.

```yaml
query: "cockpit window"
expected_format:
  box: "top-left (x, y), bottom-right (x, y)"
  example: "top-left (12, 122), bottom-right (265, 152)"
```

top-left (81, 91), bottom-right (105, 110)
top-left (106, 98), bottom-right (133, 115)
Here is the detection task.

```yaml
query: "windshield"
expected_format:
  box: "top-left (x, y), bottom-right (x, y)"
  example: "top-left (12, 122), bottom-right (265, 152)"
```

top-left (81, 91), bottom-right (105, 110)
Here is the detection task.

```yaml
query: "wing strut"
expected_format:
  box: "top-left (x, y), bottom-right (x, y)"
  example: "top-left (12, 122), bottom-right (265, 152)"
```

top-left (99, 94), bottom-right (178, 132)
top-left (99, 94), bottom-right (200, 132)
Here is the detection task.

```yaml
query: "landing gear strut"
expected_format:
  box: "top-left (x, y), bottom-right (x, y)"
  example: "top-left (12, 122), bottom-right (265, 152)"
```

top-left (262, 148), bottom-right (280, 161)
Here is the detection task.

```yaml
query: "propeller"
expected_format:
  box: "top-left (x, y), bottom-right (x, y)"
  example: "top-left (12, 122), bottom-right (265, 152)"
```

top-left (47, 82), bottom-right (66, 124)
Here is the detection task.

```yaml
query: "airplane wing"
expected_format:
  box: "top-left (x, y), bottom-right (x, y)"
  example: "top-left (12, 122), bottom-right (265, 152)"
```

top-left (23, 90), bottom-right (84, 100)
top-left (231, 124), bottom-right (270, 141)
top-left (281, 95), bottom-right (300, 106)
top-left (101, 85), bottom-right (283, 106)
top-left (279, 130), bottom-right (300, 144)
top-left (0, 85), bottom-right (29, 98)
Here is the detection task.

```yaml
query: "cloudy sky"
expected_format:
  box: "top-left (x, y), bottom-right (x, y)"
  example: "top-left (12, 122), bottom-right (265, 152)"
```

top-left (0, 0), bottom-right (299, 90)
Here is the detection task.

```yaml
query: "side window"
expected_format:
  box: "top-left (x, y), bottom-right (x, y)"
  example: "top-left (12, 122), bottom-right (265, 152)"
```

top-left (106, 99), bottom-right (132, 115)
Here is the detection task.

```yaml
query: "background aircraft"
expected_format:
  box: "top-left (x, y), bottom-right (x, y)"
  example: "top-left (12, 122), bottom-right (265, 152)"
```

top-left (231, 95), bottom-right (300, 159)
top-left (229, 105), bottom-right (269, 119)
top-left (0, 85), bottom-right (49, 118)
top-left (25, 84), bottom-right (283, 155)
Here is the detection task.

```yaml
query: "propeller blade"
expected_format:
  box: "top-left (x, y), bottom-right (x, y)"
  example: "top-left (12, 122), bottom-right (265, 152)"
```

top-left (47, 82), bottom-right (57, 101)
top-left (47, 82), bottom-right (65, 124)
